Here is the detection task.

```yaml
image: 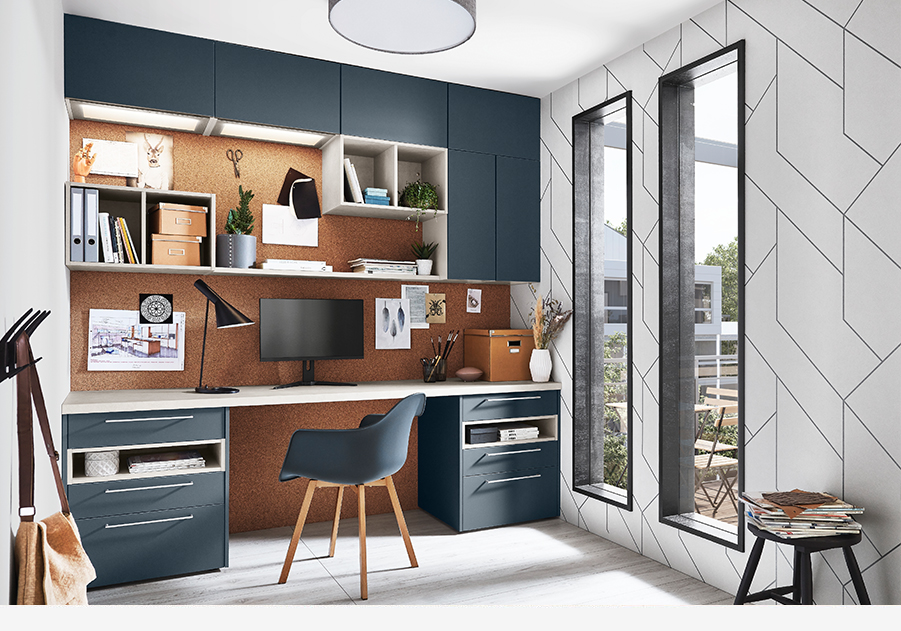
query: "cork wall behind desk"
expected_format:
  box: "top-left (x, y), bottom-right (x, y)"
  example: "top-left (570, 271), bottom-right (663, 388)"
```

top-left (69, 120), bottom-right (514, 532)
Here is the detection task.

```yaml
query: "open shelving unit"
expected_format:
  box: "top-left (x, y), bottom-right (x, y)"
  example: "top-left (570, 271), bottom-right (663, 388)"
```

top-left (461, 415), bottom-right (558, 449)
top-left (67, 438), bottom-right (226, 485)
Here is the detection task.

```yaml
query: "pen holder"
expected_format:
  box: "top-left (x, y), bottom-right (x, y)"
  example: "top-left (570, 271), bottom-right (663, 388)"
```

top-left (423, 358), bottom-right (446, 383)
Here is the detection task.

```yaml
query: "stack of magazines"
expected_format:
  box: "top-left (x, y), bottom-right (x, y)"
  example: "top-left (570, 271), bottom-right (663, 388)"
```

top-left (740, 490), bottom-right (863, 538)
top-left (349, 258), bottom-right (417, 275)
top-left (128, 450), bottom-right (206, 474)
top-left (499, 423), bottom-right (540, 442)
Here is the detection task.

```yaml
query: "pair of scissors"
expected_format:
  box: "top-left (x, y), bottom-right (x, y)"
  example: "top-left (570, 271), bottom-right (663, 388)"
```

top-left (226, 149), bottom-right (243, 178)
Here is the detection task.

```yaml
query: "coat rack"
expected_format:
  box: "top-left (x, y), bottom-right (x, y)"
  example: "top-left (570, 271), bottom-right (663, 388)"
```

top-left (1, 309), bottom-right (50, 385)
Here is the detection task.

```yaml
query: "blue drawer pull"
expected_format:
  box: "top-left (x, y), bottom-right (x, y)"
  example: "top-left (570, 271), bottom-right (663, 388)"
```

top-left (485, 448), bottom-right (542, 456)
top-left (104, 415), bottom-right (194, 424)
top-left (105, 514), bottom-right (194, 529)
top-left (105, 481), bottom-right (194, 494)
top-left (485, 474), bottom-right (541, 484)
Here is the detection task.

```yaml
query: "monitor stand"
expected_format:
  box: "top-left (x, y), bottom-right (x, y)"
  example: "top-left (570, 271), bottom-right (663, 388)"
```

top-left (272, 360), bottom-right (357, 389)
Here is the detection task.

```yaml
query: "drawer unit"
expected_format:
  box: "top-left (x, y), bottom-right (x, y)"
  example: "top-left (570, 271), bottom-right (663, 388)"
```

top-left (76, 503), bottom-right (227, 588)
top-left (462, 441), bottom-right (557, 477)
top-left (462, 466), bottom-right (558, 532)
top-left (461, 391), bottom-right (558, 422)
top-left (66, 408), bottom-right (226, 450)
top-left (67, 471), bottom-right (226, 520)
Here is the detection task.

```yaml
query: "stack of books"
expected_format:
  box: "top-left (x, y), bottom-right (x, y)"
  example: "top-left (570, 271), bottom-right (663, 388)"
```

top-left (349, 258), bottom-right (417, 275)
top-left (258, 259), bottom-right (332, 272)
top-left (363, 187), bottom-right (390, 205)
top-left (343, 158), bottom-right (363, 203)
top-left (499, 423), bottom-right (540, 442)
top-left (99, 212), bottom-right (141, 264)
top-left (740, 490), bottom-right (864, 538)
top-left (127, 450), bottom-right (206, 474)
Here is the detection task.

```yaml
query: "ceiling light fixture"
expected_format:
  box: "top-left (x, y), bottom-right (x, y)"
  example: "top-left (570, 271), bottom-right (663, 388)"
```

top-left (328, 0), bottom-right (476, 54)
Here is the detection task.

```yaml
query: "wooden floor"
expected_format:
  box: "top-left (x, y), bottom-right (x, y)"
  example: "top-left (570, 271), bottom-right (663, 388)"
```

top-left (86, 509), bottom-right (734, 607)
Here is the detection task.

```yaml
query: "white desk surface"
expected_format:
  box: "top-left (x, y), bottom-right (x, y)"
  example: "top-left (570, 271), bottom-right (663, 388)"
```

top-left (62, 379), bottom-right (562, 415)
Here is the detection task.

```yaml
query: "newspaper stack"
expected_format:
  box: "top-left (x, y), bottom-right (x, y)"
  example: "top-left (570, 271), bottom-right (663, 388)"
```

top-left (349, 258), bottom-right (417, 275)
top-left (499, 422), bottom-right (540, 442)
top-left (128, 450), bottom-right (206, 474)
top-left (740, 490), bottom-right (863, 539)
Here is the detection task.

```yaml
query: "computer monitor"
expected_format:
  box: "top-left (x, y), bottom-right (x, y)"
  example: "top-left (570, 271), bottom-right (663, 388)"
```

top-left (259, 298), bottom-right (364, 388)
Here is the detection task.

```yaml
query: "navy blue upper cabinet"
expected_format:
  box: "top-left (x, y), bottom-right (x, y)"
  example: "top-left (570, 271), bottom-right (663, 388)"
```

top-left (215, 43), bottom-right (340, 133)
top-left (496, 156), bottom-right (540, 282)
top-left (341, 65), bottom-right (447, 147)
top-left (447, 150), bottom-right (496, 281)
top-left (448, 84), bottom-right (540, 161)
top-left (64, 15), bottom-right (215, 117)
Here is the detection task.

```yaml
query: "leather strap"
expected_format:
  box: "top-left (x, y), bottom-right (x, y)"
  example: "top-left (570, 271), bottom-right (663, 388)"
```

top-left (15, 336), bottom-right (35, 521)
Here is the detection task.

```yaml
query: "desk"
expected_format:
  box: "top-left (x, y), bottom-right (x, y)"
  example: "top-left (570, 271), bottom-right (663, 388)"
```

top-left (61, 379), bottom-right (561, 587)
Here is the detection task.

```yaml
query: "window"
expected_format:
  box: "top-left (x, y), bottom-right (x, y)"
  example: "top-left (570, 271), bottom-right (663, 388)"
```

top-left (658, 42), bottom-right (744, 548)
top-left (572, 92), bottom-right (632, 508)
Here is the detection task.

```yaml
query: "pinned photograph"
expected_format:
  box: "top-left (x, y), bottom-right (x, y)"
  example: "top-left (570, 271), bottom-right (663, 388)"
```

top-left (466, 288), bottom-right (482, 313)
top-left (139, 294), bottom-right (174, 324)
top-left (88, 309), bottom-right (185, 371)
top-left (126, 132), bottom-right (173, 190)
top-left (426, 293), bottom-right (446, 324)
top-left (401, 285), bottom-right (429, 329)
top-left (375, 298), bottom-right (411, 349)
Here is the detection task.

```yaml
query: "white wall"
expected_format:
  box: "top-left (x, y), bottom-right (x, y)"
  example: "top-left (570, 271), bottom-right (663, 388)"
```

top-left (0, 0), bottom-right (68, 603)
top-left (515, 0), bottom-right (901, 605)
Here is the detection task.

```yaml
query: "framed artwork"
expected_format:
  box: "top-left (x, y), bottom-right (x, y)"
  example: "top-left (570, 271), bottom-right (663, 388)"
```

top-left (125, 132), bottom-right (173, 190)
top-left (88, 309), bottom-right (185, 371)
top-left (426, 293), bottom-right (446, 324)
top-left (375, 298), bottom-right (411, 349)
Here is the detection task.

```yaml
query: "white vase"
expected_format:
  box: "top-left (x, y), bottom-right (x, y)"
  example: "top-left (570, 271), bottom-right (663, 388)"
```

top-left (416, 259), bottom-right (433, 275)
top-left (529, 348), bottom-right (552, 382)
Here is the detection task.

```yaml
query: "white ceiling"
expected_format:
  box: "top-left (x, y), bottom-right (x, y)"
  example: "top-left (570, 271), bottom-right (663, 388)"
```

top-left (59, 0), bottom-right (721, 98)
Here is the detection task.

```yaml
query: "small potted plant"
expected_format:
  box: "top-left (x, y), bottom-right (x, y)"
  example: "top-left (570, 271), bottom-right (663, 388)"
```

top-left (529, 289), bottom-right (573, 382)
top-left (216, 185), bottom-right (256, 268)
top-left (411, 241), bottom-right (438, 276)
top-left (399, 177), bottom-right (439, 232)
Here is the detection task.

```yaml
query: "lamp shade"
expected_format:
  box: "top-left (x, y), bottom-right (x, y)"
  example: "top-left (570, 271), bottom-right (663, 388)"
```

top-left (328, 0), bottom-right (476, 54)
top-left (193, 279), bottom-right (254, 328)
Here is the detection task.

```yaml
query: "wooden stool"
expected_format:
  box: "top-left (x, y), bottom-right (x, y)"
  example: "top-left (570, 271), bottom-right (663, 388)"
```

top-left (734, 524), bottom-right (870, 605)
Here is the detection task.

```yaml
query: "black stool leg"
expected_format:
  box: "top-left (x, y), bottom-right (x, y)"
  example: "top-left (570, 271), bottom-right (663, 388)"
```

top-left (792, 547), bottom-right (802, 603)
top-left (799, 549), bottom-right (813, 605)
top-left (734, 535), bottom-right (766, 604)
top-left (843, 547), bottom-right (871, 605)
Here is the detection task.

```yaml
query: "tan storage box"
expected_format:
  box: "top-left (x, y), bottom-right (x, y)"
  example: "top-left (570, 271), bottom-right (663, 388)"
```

top-left (149, 203), bottom-right (208, 237)
top-left (151, 234), bottom-right (202, 266)
top-left (463, 329), bottom-right (535, 382)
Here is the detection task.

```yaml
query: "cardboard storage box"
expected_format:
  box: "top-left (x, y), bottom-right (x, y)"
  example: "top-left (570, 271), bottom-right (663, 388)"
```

top-left (149, 203), bottom-right (208, 237)
top-left (151, 234), bottom-right (202, 266)
top-left (463, 329), bottom-right (535, 382)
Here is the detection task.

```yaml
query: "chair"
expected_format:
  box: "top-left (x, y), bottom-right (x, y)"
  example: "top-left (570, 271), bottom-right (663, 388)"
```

top-left (694, 387), bottom-right (739, 517)
top-left (277, 393), bottom-right (426, 600)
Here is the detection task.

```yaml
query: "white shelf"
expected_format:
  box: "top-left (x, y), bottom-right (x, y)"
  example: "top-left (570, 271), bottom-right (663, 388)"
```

top-left (461, 415), bottom-right (559, 449)
top-left (67, 438), bottom-right (225, 485)
top-left (323, 202), bottom-right (447, 222)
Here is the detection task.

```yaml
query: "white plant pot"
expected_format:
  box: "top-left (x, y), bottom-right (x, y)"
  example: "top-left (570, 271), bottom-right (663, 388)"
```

top-left (529, 348), bottom-right (552, 382)
top-left (416, 259), bottom-right (433, 275)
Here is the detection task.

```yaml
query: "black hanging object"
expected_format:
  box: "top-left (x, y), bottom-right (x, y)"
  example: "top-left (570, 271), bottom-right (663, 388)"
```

top-left (277, 168), bottom-right (321, 219)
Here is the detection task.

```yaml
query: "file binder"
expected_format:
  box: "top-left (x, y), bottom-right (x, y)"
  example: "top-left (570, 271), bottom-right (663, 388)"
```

top-left (83, 188), bottom-right (99, 262)
top-left (69, 186), bottom-right (84, 262)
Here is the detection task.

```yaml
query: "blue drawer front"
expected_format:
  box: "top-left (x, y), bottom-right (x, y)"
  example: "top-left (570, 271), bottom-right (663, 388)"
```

top-left (66, 408), bottom-right (226, 449)
top-left (78, 503), bottom-right (227, 588)
top-left (463, 441), bottom-right (557, 476)
top-left (462, 467), bottom-right (559, 531)
top-left (461, 391), bottom-right (558, 422)
top-left (68, 472), bottom-right (226, 519)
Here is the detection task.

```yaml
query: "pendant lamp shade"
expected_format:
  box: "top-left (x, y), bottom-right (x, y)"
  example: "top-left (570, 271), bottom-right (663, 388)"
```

top-left (328, 0), bottom-right (476, 54)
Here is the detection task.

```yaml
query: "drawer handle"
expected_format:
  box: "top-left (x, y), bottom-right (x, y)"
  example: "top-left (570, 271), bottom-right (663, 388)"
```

top-left (485, 474), bottom-right (541, 484)
top-left (105, 481), bottom-right (194, 494)
top-left (480, 396), bottom-right (543, 404)
top-left (485, 449), bottom-right (542, 456)
top-left (105, 415), bottom-right (194, 424)
top-left (105, 514), bottom-right (194, 529)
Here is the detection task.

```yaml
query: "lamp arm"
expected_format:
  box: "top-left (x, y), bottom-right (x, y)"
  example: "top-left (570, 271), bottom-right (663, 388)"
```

top-left (198, 300), bottom-right (210, 390)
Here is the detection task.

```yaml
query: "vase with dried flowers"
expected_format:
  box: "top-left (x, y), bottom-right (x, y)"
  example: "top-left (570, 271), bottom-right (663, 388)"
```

top-left (529, 289), bottom-right (573, 382)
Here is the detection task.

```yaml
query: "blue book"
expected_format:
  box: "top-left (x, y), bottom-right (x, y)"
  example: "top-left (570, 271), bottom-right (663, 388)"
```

top-left (364, 187), bottom-right (388, 196)
top-left (364, 196), bottom-right (390, 205)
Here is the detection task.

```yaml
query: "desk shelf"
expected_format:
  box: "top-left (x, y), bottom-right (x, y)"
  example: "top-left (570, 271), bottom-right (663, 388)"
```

top-left (67, 439), bottom-right (225, 485)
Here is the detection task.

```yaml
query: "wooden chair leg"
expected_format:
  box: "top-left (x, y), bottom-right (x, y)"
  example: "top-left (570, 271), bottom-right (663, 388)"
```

top-left (358, 484), bottom-right (368, 600)
top-left (385, 475), bottom-right (418, 568)
top-left (329, 485), bottom-right (344, 558)
top-left (279, 479), bottom-right (318, 584)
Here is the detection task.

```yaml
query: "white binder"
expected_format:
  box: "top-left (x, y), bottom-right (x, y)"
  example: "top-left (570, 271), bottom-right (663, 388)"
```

top-left (83, 188), bottom-right (99, 263)
top-left (70, 186), bottom-right (84, 262)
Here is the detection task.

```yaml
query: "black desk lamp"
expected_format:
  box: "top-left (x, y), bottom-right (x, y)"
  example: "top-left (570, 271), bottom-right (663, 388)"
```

top-left (194, 279), bottom-right (254, 394)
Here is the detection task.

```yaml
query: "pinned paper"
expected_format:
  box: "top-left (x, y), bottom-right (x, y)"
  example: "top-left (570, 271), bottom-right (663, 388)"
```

top-left (262, 203), bottom-right (318, 247)
top-left (426, 293), bottom-right (446, 324)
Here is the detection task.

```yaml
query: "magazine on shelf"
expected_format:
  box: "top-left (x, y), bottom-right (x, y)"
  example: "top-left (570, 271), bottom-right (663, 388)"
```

top-left (128, 450), bottom-right (206, 473)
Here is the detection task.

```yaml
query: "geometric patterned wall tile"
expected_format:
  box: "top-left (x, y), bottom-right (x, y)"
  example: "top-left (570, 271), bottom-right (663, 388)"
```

top-left (775, 383), bottom-right (843, 493)
top-left (732, 0), bottom-right (844, 85)
top-left (844, 149), bottom-right (901, 265)
top-left (845, 349), bottom-right (901, 467)
top-left (540, 138), bottom-right (552, 192)
top-left (847, 0), bottom-right (901, 66)
top-left (843, 220), bottom-right (901, 359)
top-left (641, 109), bottom-right (659, 202)
top-left (541, 95), bottom-right (572, 180)
top-left (633, 170), bottom-right (659, 243)
top-left (744, 415), bottom-right (777, 492)
top-left (744, 177), bottom-right (776, 274)
top-left (776, 43), bottom-right (880, 212)
top-left (726, 3), bottom-right (777, 111)
top-left (605, 46), bottom-right (660, 114)
top-left (844, 32), bottom-right (901, 164)
top-left (644, 26), bottom-right (682, 74)
top-left (577, 64), bottom-right (608, 111)
top-left (862, 543), bottom-right (901, 608)
top-left (692, 2), bottom-right (726, 46)
top-left (683, 13), bottom-right (725, 67)
top-left (550, 80), bottom-right (582, 144)
top-left (776, 212), bottom-right (879, 397)
top-left (743, 341), bottom-right (776, 436)
top-left (550, 163), bottom-right (574, 266)
top-left (812, 0), bottom-right (865, 26)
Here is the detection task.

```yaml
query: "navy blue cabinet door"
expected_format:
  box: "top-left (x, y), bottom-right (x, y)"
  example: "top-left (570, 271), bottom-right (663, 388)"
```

top-left (496, 156), bottom-right (540, 282)
top-left (64, 15), bottom-right (215, 117)
top-left (448, 84), bottom-right (539, 161)
top-left (341, 65), bottom-right (447, 147)
top-left (447, 151), bottom-right (496, 281)
top-left (215, 43), bottom-right (340, 133)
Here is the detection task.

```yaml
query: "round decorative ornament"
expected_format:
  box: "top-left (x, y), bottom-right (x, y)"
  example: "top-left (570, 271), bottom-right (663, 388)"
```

top-left (84, 450), bottom-right (119, 477)
top-left (140, 294), bottom-right (173, 324)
